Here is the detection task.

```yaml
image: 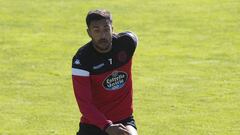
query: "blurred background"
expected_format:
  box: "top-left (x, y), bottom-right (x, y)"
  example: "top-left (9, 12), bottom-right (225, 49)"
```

top-left (0, 0), bottom-right (239, 134)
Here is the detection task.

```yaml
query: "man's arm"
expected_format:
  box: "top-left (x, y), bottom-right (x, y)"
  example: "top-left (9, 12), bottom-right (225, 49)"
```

top-left (118, 31), bottom-right (138, 58)
top-left (72, 67), bottom-right (112, 130)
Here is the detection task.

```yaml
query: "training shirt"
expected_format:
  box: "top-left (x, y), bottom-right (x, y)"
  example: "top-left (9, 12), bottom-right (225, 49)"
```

top-left (72, 32), bottom-right (137, 130)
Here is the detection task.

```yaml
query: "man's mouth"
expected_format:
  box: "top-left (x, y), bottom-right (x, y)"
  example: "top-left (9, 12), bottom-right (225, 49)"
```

top-left (99, 39), bottom-right (108, 43)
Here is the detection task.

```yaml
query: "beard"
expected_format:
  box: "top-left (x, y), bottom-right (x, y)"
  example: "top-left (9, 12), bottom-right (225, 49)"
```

top-left (94, 39), bottom-right (112, 51)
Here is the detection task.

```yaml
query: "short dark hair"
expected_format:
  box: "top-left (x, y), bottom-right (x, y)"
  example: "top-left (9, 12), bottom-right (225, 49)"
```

top-left (86, 9), bottom-right (112, 27)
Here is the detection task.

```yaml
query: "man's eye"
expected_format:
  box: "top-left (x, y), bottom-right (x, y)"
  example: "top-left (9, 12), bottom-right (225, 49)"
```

top-left (94, 30), bottom-right (100, 33)
top-left (105, 28), bottom-right (110, 32)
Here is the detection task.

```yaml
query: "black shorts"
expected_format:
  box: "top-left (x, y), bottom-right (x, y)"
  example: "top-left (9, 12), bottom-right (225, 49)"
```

top-left (76, 116), bottom-right (137, 135)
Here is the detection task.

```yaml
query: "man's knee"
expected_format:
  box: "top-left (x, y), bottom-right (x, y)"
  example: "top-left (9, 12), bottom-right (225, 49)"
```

top-left (126, 125), bottom-right (138, 135)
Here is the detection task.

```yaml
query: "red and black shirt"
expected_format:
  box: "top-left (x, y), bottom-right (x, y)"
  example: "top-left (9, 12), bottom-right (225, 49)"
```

top-left (72, 32), bottom-right (137, 130)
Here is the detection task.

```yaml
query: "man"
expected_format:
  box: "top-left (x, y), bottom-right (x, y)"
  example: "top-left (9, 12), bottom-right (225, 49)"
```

top-left (72, 9), bottom-right (138, 135)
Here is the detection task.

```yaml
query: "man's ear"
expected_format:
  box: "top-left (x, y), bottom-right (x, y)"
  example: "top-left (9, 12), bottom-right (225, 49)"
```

top-left (87, 28), bottom-right (92, 38)
top-left (112, 26), bottom-right (118, 35)
top-left (111, 26), bottom-right (115, 35)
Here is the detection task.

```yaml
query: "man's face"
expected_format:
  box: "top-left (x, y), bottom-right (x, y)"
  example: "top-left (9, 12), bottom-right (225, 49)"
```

top-left (87, 19), bottom-right (113, 52)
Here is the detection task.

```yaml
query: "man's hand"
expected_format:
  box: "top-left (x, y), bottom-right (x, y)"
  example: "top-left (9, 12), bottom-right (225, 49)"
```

top-left (105, 124), bottom-right (131, 135)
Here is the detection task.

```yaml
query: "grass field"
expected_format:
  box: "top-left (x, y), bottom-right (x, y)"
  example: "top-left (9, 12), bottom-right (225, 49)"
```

top-left (0, 0), bottom-right (240, 134)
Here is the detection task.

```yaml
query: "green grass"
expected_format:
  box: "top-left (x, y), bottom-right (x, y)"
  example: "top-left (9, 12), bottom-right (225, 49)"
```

top-left (0, 0), bottom-right (239, 134)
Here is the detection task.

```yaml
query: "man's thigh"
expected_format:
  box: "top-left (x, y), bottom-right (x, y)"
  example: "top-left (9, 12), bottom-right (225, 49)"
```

top-left (76, 123), bottom-right (108, 135)
top-left (116, 115), bottom-right (138, 135)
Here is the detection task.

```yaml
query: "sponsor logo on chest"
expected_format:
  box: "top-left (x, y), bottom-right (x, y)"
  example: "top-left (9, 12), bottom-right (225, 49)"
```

top-left (103, 71), bottom-right (128, 91)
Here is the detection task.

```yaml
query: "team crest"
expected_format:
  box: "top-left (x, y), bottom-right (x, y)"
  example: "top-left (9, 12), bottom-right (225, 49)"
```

top-left (117, 51), bottom-right (127, 62)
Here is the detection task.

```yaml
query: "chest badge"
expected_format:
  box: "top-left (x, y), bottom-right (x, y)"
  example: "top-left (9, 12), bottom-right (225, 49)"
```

top-left (103, 71), bottom-right (128, 91)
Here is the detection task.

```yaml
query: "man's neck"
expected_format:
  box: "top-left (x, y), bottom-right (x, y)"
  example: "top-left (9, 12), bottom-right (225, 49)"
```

top-left (92, 43), bottom-right (112, 53)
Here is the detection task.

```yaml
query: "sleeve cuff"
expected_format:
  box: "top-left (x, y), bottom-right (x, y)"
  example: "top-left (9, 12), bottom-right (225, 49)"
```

top-left (103, 121), bottom-right (113, 131)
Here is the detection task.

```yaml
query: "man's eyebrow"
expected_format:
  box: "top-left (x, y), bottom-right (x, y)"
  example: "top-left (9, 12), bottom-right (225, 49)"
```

top-left (92, 26), bottom-right (100, 28)
top-left (104, 25), bottom-right (110, 28)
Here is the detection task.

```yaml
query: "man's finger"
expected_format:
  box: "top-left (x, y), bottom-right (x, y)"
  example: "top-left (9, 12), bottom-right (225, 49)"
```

top-left (119, 127), bottom-right (131, 135)
top-left (118, 123), bottom-right (127, 129)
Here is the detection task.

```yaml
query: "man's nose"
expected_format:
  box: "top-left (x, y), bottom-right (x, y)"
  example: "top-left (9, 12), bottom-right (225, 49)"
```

top-left (100, 31), bottom-right (107, 38)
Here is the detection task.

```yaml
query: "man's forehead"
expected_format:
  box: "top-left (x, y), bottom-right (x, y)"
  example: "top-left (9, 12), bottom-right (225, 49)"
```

top-left (90, 19), bottom-right (112, 27)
